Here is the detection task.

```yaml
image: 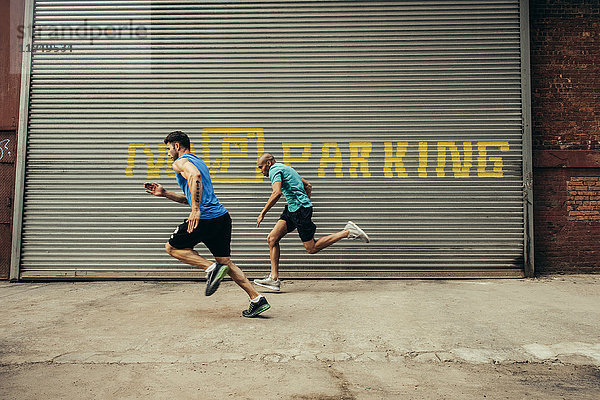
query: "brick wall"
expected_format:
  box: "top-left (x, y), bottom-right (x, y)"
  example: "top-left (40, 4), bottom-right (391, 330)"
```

top-left (0, 0), bottom-right (23, 279)
top-left (530, 0), bottom-right (600, 274)
top-left (0, 131), bottom-right (16, 279)
top-left (566, 176), bottom-right (600, 221)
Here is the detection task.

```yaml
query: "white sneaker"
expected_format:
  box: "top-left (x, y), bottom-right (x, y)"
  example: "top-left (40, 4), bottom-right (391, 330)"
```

top-left (253, 275), bottom-right (281, 291)
top-left (345, 221), bottom-right (370, 243)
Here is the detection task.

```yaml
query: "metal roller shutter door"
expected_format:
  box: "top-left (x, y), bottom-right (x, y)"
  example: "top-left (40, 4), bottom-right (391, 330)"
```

top-left (14, 0), bottom-right (531, 279)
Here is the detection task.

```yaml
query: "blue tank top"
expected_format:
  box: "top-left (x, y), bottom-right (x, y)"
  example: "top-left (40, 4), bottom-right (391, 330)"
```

top-left (175, 153), bottom-right (228, 220)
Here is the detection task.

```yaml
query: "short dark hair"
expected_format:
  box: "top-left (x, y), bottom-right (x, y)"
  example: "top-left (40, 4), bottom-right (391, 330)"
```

top-left (164, 131), bottom-right (190, 149)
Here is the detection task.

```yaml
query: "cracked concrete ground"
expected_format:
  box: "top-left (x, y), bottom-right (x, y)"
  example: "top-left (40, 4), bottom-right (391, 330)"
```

top-left (1, 276), bottom-right (599, 399)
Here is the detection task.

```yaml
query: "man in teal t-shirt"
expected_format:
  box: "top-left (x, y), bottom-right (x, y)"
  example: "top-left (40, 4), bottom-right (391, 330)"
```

top-left (255, 153), bottom-right (370, 291)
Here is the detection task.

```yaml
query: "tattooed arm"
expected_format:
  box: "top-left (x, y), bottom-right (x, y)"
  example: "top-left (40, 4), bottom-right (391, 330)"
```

top-left (172, 157), bottom-right (203, 233)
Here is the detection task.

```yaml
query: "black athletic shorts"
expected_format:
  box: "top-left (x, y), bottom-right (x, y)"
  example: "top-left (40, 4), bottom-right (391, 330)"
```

top-left (280, 205), bottom-right (317, 242)
top-left (168, 212), bottom-right (232, 257)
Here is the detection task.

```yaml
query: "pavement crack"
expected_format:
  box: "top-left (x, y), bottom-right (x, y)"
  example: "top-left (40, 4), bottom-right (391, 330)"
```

top-left (324, 363), bottom-right (357, 400)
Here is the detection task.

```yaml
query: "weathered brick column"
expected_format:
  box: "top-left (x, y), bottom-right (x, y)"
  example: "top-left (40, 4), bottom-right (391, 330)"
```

top-left (530, 0), bottom-right (600, 273)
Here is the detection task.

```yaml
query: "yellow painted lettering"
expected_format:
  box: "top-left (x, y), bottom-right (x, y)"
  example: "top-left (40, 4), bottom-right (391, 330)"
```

top-left (436, 142), bottom-right (473, 178)
top-left (318, 142), bottom-right (343, 178)
top-left (200, 132), bottom-right (211, 169)
top-left (383, 142), bottom-right (408, 178)
top-left (349, 142), bottom-right (372, 178)
top-left (247, 130), bottom-right (265, 179)
top-left (220, 137), bottom-right (248, 173)
top-left (418, 142), bottom-right (428, 177)
top-left (126, 143), bottom-right (145, 177)
top-left (477, 141), bottom-right (509, 177)
top-left (201, 128), bottom-right (264, 182)
top-left (125, 143), bottom-right (163, 179)
top-left (282, 142), bottom-right (312, 166)
top-left (158, 143), bottom-right (176, 178)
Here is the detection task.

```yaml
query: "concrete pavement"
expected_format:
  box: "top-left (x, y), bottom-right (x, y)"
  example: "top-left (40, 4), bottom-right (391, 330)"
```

top-left (1, 275), bottom-right (599, 399)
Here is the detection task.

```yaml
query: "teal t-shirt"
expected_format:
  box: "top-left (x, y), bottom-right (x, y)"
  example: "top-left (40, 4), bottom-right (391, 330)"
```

top-left (269, 163), bottom-right (312, 212)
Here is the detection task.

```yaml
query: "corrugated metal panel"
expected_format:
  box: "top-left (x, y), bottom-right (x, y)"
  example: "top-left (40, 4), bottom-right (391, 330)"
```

top-left (18, 0), bottom-right (526, 278)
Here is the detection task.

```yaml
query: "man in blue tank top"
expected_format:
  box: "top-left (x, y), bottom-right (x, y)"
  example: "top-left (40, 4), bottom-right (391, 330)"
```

top-left (254, 153), bottom-right (370, 291)
top-left (144, 131), bottom-right (269, 317)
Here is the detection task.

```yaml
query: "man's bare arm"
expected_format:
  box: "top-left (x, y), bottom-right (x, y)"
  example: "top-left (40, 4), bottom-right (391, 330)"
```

top-left (301, 177), bottom-right (312, 198)
top-left (144, 182), bottom-right (188, 204)
top-left (165, 191), bottom-right (189, 204)
top-left (257, 181), bottom-right (283, 227)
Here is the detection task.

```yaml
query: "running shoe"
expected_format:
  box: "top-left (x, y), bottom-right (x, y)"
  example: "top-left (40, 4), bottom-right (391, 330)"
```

top-left (345, 221), bottom-right (370, 243)
top-left (253, 275), bottom-right (281, 291)
top-left (205, 263), bottom-right (229, 296)
top-left (242, 296), bottom-right (271, 318)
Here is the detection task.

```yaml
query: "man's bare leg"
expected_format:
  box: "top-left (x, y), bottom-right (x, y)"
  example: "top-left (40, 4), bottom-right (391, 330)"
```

top-left (303, 230), bottom-right (349, 254)
top-left (165, 243), bottom-right (213, 269)
top-left (215, 256), bottom-right (260, 299)
top-left (266, 219), bottom-right (288, 280)
top-left (166, 243), bottom-right (260, 299)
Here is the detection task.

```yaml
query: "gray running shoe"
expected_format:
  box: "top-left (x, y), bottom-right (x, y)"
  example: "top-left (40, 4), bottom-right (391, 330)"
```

top-left (253, 275), bottom-right (281, 291)
top-left (205, 263), bottom-right (229, 296)
top-left (345, 221), bottom-right (370, 243)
